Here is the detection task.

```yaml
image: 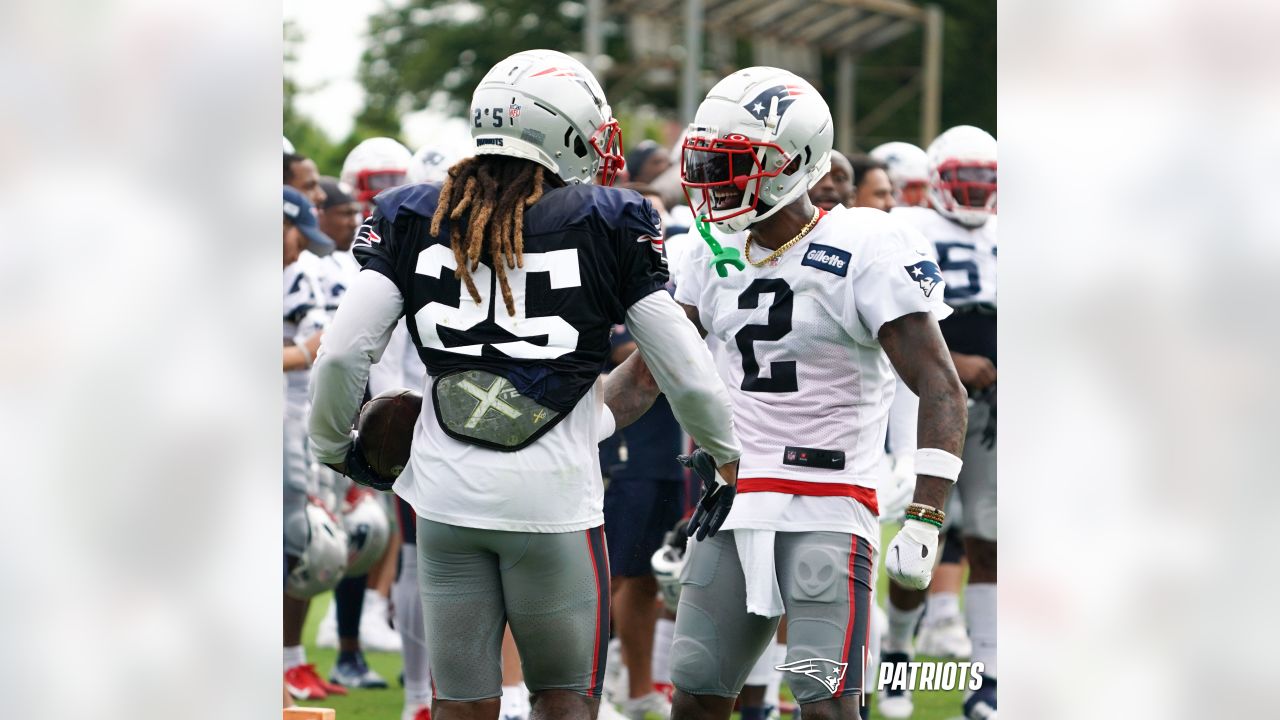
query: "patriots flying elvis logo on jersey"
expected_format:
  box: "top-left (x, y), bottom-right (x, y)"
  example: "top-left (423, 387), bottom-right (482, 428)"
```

top-left (743, 84), bottom-right (806, 121)
top-left (904, 260), bottom-right (944, 297)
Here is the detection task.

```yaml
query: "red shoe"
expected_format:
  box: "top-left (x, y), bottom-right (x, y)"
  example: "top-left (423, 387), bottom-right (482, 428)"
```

top-left (653, 682), bottom-right (675, 702)
top-left (318, 671), bottom-right (349, 697)
top-left (413, 708), bottom-right (432, 720)
top-left (285, 664), bottom-right (328, 700)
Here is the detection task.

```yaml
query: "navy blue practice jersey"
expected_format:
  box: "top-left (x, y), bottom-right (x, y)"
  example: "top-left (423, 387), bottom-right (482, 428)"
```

top-left (352, 181), bottom-right (667, 413)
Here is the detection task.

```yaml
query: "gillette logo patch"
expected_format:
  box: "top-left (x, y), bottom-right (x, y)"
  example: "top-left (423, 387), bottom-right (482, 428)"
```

top-left (802, 243), bottom-right (850, 277)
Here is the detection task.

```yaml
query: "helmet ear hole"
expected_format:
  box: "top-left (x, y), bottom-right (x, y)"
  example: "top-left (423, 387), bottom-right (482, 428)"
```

top-left (782, 156), bottom-right (802, 176)
top-left (573, 135), bottom-right (589, 158)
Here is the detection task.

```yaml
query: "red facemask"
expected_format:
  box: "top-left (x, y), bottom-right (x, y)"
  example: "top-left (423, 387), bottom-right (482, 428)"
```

top-left (590, 119), bottom-right (624, 186)
top-left (680, 133), bottom-right (791, 223)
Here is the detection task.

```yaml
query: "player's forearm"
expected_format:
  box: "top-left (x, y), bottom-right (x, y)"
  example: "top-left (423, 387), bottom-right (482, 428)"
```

top-left (603, 351), bottom-right (660, 430)
top-left (912, 368), bottom-right (968, 508)
top-left (283, 345), bottom-right (309, 372)
top-left (623, 291), bottom-right (742, 466)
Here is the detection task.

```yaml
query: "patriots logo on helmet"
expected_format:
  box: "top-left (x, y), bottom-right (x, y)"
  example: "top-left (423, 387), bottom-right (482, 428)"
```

top-left (743, 84), bottom-right (806, 121)
top-left (776, 658), bottom-right (849, 695)
top-left (352, 222), bottom-right (381, 248)
top-left (904, 260), bottom-right (945, 297)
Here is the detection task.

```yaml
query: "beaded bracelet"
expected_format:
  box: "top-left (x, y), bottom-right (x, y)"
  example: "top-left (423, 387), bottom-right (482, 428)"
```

top-left (905, 503), bottom-right (946, 528)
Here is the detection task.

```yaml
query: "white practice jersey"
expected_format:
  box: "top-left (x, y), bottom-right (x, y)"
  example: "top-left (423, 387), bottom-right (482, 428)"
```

top-left (284, 261), bottom-right (328, 407)
top-left (891, 206), bottom-right (997, 310)
top-left (675, 206), bottom-right (951, 539)
top-left (300, 249), bottom-right (361, 314)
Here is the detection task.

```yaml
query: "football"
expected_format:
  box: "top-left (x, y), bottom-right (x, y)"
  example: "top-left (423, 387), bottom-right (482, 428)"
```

top-left (355, 388), bottom-right (422, 479)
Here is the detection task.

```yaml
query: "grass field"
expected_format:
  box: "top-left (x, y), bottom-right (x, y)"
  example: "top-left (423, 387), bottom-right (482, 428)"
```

top-left (296, 523), bottom-right (966, 719)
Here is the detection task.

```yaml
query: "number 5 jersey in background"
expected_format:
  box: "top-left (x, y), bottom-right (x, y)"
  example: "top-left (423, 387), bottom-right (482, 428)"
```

top-left (672, 206), bottom-right (951, 541)
top-left (351, 180), bottom-right (668, 533)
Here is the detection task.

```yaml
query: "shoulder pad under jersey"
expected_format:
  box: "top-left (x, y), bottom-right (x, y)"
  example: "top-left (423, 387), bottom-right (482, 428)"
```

top-left (372, 182), bottom-right (443, 223)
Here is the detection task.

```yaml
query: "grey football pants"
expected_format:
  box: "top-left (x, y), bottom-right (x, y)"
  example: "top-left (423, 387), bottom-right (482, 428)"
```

top-left (671, 530), bottom-right (875, 705)
top-left (416, 518), bottom-right (610, 701)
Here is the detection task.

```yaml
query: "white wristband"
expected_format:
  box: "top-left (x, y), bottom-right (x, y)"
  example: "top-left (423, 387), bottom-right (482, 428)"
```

top-left (598, 404), bottom-right (617, 442)
top-left (915, 448), bottom-right (962, 482)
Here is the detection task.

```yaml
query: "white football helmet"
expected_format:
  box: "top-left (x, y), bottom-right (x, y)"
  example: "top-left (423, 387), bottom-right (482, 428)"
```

top-left (470, 49), bottom-right (623, 186)
top-left (681, 67), bottom-right (833, 233)
top-left (870, 141), bottom-right (930, 206)
top-left (284, 135), bottom-right (295, 155)
top-left (650, 520), bottom-right (689, 613)
top-left (285, 501), bottom-right (349, 600)
top-left (341, 490), bottom-right (391, 577)
top-left (407, 144), bottom-right (462, 184)
top-left (341, 137), bottom-right (413, 215)
top-left (926, 126), bottom-right (997, 227)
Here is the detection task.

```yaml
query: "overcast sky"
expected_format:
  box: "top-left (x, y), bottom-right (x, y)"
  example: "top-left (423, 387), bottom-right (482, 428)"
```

top-left (283, 0), bottom-right (470, 150)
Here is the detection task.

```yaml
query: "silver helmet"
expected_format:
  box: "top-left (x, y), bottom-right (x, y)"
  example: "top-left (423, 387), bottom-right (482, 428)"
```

top-left (341, 490), bottom-right (391, 577)
top-left (285, 501), bottom-right (349, 600)
top-left (681, 67), bottom-right (833, 233)
top-left (926, 125), bottom-right (997, 227)
top-left (470, 49), bottom-right (623, 186)
top-left (650, 520), bottom-right (690, 613)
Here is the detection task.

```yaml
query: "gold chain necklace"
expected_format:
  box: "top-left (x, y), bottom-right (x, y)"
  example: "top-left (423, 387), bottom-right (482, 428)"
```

top-left (744, 208), bottom-right (822, 267)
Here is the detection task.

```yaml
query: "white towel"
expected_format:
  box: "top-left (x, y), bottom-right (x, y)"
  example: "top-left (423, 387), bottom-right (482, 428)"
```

top-left (734, 529), bottom-right (785, 617)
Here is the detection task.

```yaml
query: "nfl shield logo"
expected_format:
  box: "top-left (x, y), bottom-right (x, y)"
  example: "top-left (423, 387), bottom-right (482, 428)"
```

top-left (508, 103), bottom-right (522, 120)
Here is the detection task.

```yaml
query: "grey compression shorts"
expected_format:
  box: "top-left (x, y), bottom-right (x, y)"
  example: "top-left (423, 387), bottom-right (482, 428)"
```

top-left (670, 529), bottom-right (875, 705)
top-left (956, 400), bottom-right (996, 541)
top-left (416, 517), bottom-right (609, 701)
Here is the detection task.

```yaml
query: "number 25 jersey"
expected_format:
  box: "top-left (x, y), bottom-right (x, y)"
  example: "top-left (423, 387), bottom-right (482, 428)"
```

top-left (674, 206), bottom-right (951, 515)
top-left (350, 180), bottom-right (667, 532)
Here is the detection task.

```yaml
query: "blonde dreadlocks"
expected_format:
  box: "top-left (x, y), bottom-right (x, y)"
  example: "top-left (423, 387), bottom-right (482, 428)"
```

top-left (430, 155), bottom-right (550, 317)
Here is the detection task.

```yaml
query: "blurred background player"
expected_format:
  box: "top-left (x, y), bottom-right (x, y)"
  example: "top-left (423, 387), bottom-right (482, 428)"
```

top-left (888, 125), bottom-right (998, 720)
top-left (626, 139), bottom-right (673, 185)
top-left (282, 187), bottom-right (347, 701)
top-left (870, 142), bottom-right (930, 209)
top-left (341, 136), bottom-right (413, 218)
top-left (848, 155), bottom-right (895, 211)
top-left (599, 314), bottom-right (683, 720)
top-left (808, 150), bottom-right (854, 211)
top-left (306, 173), bottom-right (402, 689)
top-left (309, 50), bottom-right (741, 720)
top-left (286, 152), bottom-right (328, 210)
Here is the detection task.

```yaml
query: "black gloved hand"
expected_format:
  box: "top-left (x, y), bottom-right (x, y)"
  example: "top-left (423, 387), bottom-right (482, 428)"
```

top-left (344, 436), bottom-right (395, 492)
top-left (679, 448), bottom-right (736, 541)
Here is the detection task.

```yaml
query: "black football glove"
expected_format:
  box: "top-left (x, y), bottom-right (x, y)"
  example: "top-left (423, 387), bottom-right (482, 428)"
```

top-left (679, 448), bottom-right (736, 541)
top-left (343, 436), bottom-right (395, 492)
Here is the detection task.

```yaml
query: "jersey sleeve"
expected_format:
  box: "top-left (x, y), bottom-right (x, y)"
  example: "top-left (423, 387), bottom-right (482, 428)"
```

top-left (350, 209), bottom-right (404, 290)
top-left (848, 226), bottom-right (953, 340)
top-left (671, 233), bottom-right (709, 308)
top-left (613, 197), bottom-right (670, 309)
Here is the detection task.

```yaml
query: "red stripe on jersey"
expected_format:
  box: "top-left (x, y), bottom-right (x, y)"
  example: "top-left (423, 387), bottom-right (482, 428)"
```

top-left (737, 477), bottom-right (879, 515)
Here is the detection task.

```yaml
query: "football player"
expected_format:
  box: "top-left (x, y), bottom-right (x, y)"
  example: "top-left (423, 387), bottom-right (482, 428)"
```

top-left (305, 175), bottom-right (401, 687)
top-left (889, 125), bottom-right (998, 719)
top-left (341, 137), bottom-right (413, 218)
top-left (282, 187), bottom-right (347, 701)
top-left (605, 67), bottom-right (968, 720)
top-left (869, 142), bottom-right (930, 209)
top-left (308, 50), bottom-right (741, 720)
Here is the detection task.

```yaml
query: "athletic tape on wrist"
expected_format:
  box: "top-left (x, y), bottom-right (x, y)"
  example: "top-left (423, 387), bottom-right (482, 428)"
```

top-left (915, 448), bottom-right (962, 482)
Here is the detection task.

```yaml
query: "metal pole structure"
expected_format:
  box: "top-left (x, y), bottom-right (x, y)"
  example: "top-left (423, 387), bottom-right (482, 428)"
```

top-left (836, 50), bottom-right (856, 151)
top-left (681, 0), bottom-right (704, 125)
top-left (584, 0), bottom-right (603, 75)
top-left (920, 4), bottom-right (943, 145)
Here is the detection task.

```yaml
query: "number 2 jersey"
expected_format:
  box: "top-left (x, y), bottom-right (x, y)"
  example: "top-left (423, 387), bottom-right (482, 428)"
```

top-left (673, 206), bottom-right (951, 540)
top-left (350, 180), bottom-right (669, 532)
